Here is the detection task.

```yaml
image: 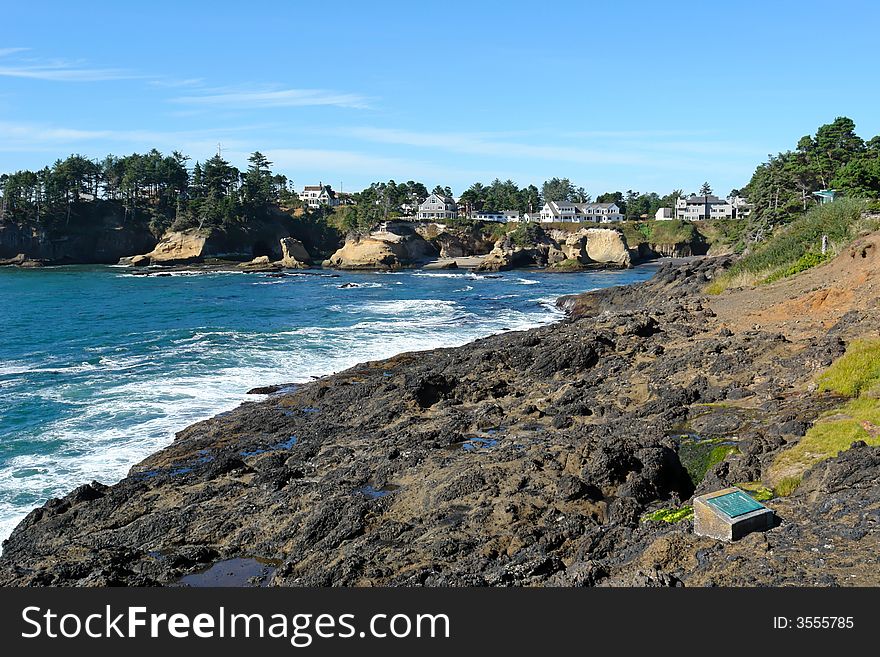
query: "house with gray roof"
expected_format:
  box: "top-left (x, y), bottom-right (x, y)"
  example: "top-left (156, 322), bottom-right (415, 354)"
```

top-left (417, 193), bottom-right (458, 220)
top-left (300, 183), bottom-right (339, 209)
top-left (540, 201), bottom-right (623, 223)
top-left (675, 194), bottom-right (735, 220)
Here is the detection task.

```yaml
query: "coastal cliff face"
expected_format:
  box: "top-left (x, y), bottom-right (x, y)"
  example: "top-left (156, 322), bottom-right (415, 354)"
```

top-left (478, 227), bottom-right (631, 271)
top-left (415, 223), bottom-right (495, 258)
top-left (4, 240), bottom-right (879, 587)
top-left (323, 229), bottom-right (437, 270)
top-left (0, 210), bottom-right (157, 265)
top-left (129, 212), bottom-right (313, 266)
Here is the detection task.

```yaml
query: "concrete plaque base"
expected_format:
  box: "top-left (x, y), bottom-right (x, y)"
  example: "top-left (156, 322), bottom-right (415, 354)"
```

top-left (693, 487), bottom-right (775, 541)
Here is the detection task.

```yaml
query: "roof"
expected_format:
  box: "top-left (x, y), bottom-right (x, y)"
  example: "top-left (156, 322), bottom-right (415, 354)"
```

top-left (574, 202), bottom-right (618, 210)
top-left (421, 193), bottom-right (456, 205)
top-left (303, 185), bottom-right (324, 191)
top-left (685, 195), bottom-right (725, 204)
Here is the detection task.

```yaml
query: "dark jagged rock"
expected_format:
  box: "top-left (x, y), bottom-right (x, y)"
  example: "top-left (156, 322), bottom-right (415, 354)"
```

top-left (2, 254), bottom-right (878, 587)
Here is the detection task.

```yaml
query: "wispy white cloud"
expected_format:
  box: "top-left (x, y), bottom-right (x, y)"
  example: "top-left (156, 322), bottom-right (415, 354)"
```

top-left (0, 47), bottom-right (30, 57)
top-left (149, 77), bottom-right (206, 89)
top-left (0, 120), bottom-right (261, 158)
top-left (0, 49), bottom-right (138, 81)
top-left (171, 85), bottom-right (372, 110)
top-left (338, 126), bottom-right (664, 166)
top-left (338, 126), bottom-right (764, 171)
top-left (562, 129), bottom-right (715, 139)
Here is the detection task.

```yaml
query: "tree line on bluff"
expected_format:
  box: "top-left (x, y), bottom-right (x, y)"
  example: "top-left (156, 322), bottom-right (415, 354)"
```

top-left (1, 117), bottom-right (878, 240)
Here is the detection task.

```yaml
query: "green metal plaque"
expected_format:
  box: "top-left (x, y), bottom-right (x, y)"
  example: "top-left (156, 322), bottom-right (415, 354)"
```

top-left (706, 491), bottom-right (764, 518)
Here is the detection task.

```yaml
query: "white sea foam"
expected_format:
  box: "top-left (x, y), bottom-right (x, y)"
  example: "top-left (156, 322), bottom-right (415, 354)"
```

top-left (0, 270), bottom-right (601, 544)
top-left (411, 271), bottom-right (489, 280)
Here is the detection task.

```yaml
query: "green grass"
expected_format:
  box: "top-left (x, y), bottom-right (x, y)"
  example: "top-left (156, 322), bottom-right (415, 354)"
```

top-left (549, 258), bottom-right (585, 270)
top-left (768, 387), bottom-right (880, 484)
top-left (678, 438), bottom-right (740, 487)
top-left (735, 481), bottom-right (774, 502)
top-left (705, 198), bottom-right (870, 294)
top-left (817, 339), bottom-right (880, 397)
top-left (620, 219), bottom-right (700, 246)
top-left (774, 476), bottom-right (802, 497)
top-left (642, 506), bottom-right (694, 523)
top-left (704, 276), bottom-right (730, 296)
top-left (762, 251), bottom-right (831, 284)
top-left (696, 219), bottom-right (749, 252)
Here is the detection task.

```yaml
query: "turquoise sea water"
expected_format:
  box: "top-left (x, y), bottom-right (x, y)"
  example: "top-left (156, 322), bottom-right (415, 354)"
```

top-left (0, 264), bottom-right (657, 542)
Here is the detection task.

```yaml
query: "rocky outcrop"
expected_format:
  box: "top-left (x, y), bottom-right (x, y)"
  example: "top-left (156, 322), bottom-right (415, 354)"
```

top-left (279, 237), bottom-right (312, 268)
top-left (141, 230), bottom-right (211, 265)
top-left (6, 254), bottom-right (879, 587)
top-left (323, 229), bottom-right (437, 270)
top-left (415, 223), bottom-right (495, 258)
top-left (477, 227), bottom-right (631, 272)
top-left (0, 208), bottom-right (157, 265)
top-left (6, 244), bottom-right (880, 587)
top-left (476, 235), bottom-right (550, 271)
top-left (0, 253), bottom-right (46, 268)
top-left (583, 228), bottom-right (631, 266)
top-left (117, 254), bottom-right (151, 267)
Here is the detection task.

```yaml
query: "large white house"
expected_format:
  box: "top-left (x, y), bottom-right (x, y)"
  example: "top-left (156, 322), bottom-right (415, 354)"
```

top-left (540, 201), bottom-right (624, 223)
top-left (675, 194), bottom-right (735, 220)
top-left (300, 184), bottom-right (339, 209)
top-left (417, 193), bottom-right (458, 220)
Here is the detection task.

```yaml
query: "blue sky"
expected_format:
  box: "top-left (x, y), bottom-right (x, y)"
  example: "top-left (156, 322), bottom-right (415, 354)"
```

top-left (1, 0), bottom-right (879, 198)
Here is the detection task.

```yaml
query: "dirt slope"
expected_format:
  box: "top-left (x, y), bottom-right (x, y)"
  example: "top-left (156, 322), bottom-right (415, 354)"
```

top-left (711, 231), bottom-right (880, 340)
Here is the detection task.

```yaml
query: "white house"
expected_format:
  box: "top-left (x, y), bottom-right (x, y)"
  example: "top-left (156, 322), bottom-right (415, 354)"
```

top-left (675, 194), bottom-right (735, 220)
top-left (581, 202), bottom-right (624, 222)
top-left (417, 193), bottom-right (458, 220)
top-left (540, 201), bottom-right (579, 222)
top-left (472, 209), bottom-right (520, 222)
top-left (540, 201), bottom-right (624, 223)
top-left (300, 184), bottom-right (339, 209)
top-left (655, 207), bottom-right (674, 220)
top-left (730, 195), bottom-right (753, 217)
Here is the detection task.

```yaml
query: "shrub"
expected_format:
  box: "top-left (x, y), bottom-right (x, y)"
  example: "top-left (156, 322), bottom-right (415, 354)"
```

top-left (762, 251), bottom-right (830, 284)
top-left (705, 198), bottom-right (867, 293)
top-left (509, 222), bottom-right (544, 247)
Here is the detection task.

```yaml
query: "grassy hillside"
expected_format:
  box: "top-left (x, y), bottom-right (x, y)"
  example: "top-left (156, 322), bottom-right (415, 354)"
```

top-left (706, 198), bottom-right (875, 293)
top-left (619, 219), bottom-right (702, 246)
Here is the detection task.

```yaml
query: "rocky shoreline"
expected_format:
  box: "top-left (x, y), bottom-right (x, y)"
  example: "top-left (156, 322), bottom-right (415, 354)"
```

top-left (2, 249), bottom-right (878, 587)
top-left (2, 215), bottom-right (709, 273)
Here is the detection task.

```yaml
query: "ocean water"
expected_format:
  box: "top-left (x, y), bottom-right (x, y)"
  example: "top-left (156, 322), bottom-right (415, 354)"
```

top-left (0, 264), bottom-right (657, 542)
